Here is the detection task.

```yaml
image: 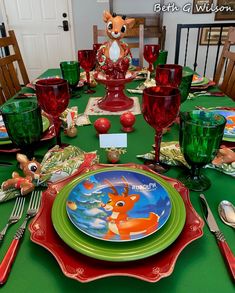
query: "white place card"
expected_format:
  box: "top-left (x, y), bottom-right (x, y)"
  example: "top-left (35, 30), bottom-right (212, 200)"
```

top-left (99, 133), bottom-right (127, 148)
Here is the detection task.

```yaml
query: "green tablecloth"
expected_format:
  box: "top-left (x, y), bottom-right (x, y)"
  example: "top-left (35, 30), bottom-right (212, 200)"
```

top-left (0, 69), bottom-right (234, 293)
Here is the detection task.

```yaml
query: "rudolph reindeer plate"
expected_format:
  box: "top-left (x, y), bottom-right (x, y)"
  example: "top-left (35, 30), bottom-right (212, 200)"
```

top-left (52, 167), bottom-right (186, 262)
top-left (65, 169), bottom-right (172, 242)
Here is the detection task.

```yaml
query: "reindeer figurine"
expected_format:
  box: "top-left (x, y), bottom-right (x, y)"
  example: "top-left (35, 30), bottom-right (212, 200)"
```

top-left (97, 11), bottom-right (135, 79)
top-left (1, 153), bottom-right (41, 195)
top-left (101, 176), bottom-right (159, 241)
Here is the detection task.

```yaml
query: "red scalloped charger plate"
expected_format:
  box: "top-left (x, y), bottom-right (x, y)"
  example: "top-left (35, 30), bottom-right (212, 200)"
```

top-left (29, 163), bottom-right (204, 283)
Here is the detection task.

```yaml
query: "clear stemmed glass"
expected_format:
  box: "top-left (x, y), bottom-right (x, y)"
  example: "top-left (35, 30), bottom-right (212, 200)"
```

top-left (142, 86), bottom-right (181, 173)
top-left (143, 44), bottom-right (160, 73)
top-left (35, 78), bottom-right (70, 146)
top-left (155, 64), bottom-right (183, 87)
top-left (178, 110), bottom-right (226, 191)
top-left (78, 49), bottom-right (96, 94)
top-left (0, 100), bottom-right (43, 159)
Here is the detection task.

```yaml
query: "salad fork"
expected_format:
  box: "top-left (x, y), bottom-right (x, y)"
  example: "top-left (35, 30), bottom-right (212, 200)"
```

top-left (0, 197), bottom-right (25, 244)
top-left (0, 190), bottom-right (42, 285)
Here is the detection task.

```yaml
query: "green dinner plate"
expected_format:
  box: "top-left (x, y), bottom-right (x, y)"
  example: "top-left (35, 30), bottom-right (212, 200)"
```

top-left (191, 76), bottom-right (209, 86)
top-left (0, 115), bottom-right (50, 145)
top-left (52, 167), bottom-right (186, 262)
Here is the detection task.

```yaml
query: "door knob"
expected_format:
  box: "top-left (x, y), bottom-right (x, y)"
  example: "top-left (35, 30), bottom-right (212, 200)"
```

top-left (58, 20), bottom-right (69, 31)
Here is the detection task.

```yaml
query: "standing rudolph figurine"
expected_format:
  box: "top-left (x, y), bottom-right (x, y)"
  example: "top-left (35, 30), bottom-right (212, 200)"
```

top-left (101, 176), bottom-right (160, 241)
top-left (97, 11), bottom-right (135, 79)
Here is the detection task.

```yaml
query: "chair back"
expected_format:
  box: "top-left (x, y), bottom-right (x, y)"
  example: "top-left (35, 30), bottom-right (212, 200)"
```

top-left (0, 30), bottom-right (29, 105)
top-left (93, 24), bottom-right (144, 68)
top-left (214, 27), bottom-right (235, 100)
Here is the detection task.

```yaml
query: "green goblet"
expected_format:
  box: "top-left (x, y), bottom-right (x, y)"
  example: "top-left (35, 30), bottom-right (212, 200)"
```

top-left (178, 110), bottom-right (226, 192)
top-left (0, 100), bottom-right (43, 159)
top-left (60, 61), bottom-right (80, 97)
top-left (179, 69), bottom-right (193, 104)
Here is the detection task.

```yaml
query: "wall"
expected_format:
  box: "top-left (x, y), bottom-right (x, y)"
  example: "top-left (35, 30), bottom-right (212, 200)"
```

top-left (71, 0), bottom-right (109, 50)
top-left (0, 0), bottom-right (234, 78)
top-left (163, 0), bottom-right (234, 78)
top-left (112, 0), bottom-right (234, 77)
top-left (0, 5), bottom-right (3, 22)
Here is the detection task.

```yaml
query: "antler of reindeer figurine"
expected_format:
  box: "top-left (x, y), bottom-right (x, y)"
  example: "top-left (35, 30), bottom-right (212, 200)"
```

top-left (96, 11), bottom-right (135, 79)
top-left (101, 176), bottom-right (160, 241)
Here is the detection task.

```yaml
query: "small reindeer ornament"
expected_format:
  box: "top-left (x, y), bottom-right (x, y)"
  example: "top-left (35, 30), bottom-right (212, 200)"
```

top-left (97, 11), bottom-right (135, 79)
top-left (1, 154), bottom-right (41, 195)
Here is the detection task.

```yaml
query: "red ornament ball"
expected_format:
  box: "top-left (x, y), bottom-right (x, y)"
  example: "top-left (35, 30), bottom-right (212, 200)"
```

top-left (94, 118), bottom-right (111, 135)
top-left (120, 112), bottom-right (136, 132)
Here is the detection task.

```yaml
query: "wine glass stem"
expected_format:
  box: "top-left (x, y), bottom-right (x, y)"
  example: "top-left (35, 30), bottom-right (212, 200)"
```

top-left (53, 116), bottom-right (62, 146)
top-left (86, 71), bottom-right (90, 90)
top-left (190, 165), bottom-right (201, 179)
top-left (154, 131), bottom-right (162, 163)
top-left (149, 62), bottom-right (153, 72)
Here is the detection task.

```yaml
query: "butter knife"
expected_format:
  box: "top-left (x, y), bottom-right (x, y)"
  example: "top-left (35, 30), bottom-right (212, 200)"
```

top-left (200, 194), bottom-right (235, 281)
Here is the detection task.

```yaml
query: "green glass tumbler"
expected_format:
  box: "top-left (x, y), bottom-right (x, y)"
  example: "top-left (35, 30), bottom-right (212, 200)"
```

top-left (178, 110), bottom-right (226, 191)
top-left (179, 69), bottom-right (193, 104)
top-left (0, 100), bottom-right (43, 159)
top-left (153, 50), bottom-right (168, 69)
top-left (60, 61), bottom-right (80, 91)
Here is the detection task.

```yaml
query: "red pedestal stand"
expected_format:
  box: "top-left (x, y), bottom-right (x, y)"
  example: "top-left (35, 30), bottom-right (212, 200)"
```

top-left (94, 73), bottom-right (135, 112)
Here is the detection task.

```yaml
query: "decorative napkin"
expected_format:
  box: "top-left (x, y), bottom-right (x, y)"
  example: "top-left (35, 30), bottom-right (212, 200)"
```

top-left (84, 97), bottom-right (141, 115)
top-left (40, 145), bottom-right (98, 183)
top-left (137, 141), bottom-right (235, 177)
top-left (0, 145), bottom-right (98, 202)
top-left (206, 146), bottom-right (235, 177)
top-left (127, 78), bottom-right (156, 94)
top-left (137, 141), bottom-right (189, 167)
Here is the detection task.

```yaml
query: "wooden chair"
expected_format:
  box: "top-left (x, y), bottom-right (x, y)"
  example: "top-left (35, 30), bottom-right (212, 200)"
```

top-left (93, 24), bottom-right (144, 68)
top-left (0, 30), bottom-right (29, 105)
top-left (214, 26), bottom-right (235, 100)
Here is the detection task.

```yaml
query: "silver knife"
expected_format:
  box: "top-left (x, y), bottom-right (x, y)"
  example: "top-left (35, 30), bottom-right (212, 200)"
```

top-left (200, 194), bottom-right (235, 281)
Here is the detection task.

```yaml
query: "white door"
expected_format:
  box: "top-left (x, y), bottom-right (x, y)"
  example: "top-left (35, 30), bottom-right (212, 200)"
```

top-left (1, 0), bottom-right (76, 80)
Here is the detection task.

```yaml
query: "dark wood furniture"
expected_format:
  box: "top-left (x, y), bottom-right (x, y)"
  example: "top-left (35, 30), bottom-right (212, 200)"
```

top-left (0, 30), bottom-right (29, 105)
top-left (214, 26), bottom-right (235, 100)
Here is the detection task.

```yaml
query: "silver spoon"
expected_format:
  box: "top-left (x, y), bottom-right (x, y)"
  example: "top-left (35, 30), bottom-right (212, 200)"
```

top-left (218, 200), bottom-right (235, 229)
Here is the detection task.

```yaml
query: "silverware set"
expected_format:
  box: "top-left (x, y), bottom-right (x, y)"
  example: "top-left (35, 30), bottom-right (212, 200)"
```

top-left (0, 190), bottom-right (41, 285)
top-left (0, 197), bottom-right (25, 243)
top-left (200, 194), bottom-right (235, 281)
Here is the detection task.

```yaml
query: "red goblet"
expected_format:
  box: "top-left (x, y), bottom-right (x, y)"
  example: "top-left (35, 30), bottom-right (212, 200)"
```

top-left (35, 78), bottom-right (70, 146)
top-left (78, 49), bottom-right (96, 94)
top-left (93, 43), bottom-right (102, 54)
top-left (155, 64), bottom-right (183, 87)
top-left (142, 86), bottom-right (181, 173)
top-left (143, 44), bottom-right (160, 72)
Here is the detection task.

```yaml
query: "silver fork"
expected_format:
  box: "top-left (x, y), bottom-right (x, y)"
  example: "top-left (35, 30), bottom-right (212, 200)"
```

top-left (0, 197), bottom-right (25, 243)
top-left (0, 190), bottom-right (42, 285)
